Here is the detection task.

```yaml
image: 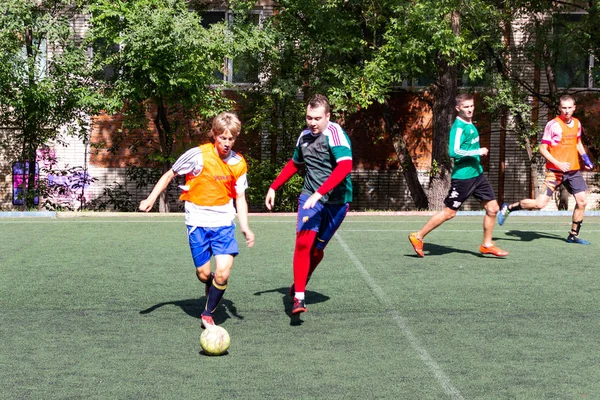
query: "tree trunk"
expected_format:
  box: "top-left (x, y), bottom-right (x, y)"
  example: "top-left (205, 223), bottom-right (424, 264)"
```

top-left (154, 98), bottom-right (173, 213)
top-left (428, 11), bottom-right (459, 210)
top-left (382, 99), bottom-right (428, 210)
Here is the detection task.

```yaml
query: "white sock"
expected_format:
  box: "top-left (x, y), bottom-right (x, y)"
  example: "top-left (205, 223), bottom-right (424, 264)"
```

top-left (295, 292), bottom-right (305, 300)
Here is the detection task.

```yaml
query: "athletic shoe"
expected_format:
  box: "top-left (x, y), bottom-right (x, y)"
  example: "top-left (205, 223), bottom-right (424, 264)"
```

top-left (567, 235), bottom-right (590, 245)
top-left (201, 314), bottom-right (215, 328)
top-left (497, 203), bottom-right (510, 226)
top-left (479, 244), bottom-right (508, 257)
top-left (205, 272), bottom-right (214, 297)
top-left (292, 298), bottom-right (306, 314)
top-left (408, 232), bottom-right (424, 257)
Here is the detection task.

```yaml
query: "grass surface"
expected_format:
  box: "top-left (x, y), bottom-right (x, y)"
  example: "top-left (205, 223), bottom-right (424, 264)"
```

top-left (1, 214), bottom-right (600, 399)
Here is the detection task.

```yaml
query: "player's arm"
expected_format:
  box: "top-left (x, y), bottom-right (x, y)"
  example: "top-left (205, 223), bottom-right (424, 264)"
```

top-left (265, 159), bottom-right (300, 210)
top-left (577, 139), bottom-right (594, 170)
top-left (302, 159), bottom-right (352, 209)
top-left (539, 143), bottom-right (569, 172)
top-left (449, 128), bottom-right (485, 159)
top-left (139, 169), bottom-right (177, 212)
top-left (236, 191), bottom-right (254, 247)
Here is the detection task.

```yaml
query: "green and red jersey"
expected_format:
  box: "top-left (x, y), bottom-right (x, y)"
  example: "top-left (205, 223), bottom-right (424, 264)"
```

top-left (292, 122), bottom-right (353, 204)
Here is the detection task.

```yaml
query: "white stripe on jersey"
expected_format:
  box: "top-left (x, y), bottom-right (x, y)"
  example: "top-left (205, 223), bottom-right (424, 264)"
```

top-left (326, 122), bottom-right (350, 148)
top-left (172, 147), bottom-right (204, 176)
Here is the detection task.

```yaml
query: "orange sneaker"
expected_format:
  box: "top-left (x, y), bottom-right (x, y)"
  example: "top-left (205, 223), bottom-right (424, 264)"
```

top-left (408, 232), bottom-right (424, 257)
top-left (479, 244), bottom-right (508, 257)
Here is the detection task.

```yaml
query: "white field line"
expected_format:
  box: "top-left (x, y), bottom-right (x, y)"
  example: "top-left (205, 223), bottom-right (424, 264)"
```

top-left (339, 229), bottom-right (600, 232)
top-left (335, 233), bottom-right (465, 400)
top-left (5, 218), bottom-right (600, 225)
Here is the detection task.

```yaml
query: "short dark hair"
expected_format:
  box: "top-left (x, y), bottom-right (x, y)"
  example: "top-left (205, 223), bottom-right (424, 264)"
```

top-left (455, 93), bottom-right (474, 106)
top-left (307, 94), bottom-right (330, 114)
top-left (559, 94), bottom-right (575, 105)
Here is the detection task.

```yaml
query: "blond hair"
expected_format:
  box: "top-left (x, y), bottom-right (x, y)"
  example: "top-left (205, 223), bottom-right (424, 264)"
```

top-left (209, 112), bottom-right (241, 138)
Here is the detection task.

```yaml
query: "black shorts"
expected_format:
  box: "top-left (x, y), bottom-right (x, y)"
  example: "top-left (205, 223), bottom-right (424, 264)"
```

top-left (444, 174), bottom-right (496, 210)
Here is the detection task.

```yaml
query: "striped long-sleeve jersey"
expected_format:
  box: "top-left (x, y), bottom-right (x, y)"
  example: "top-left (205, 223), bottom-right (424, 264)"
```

top-left (292, 121), bottom-right (353, 204)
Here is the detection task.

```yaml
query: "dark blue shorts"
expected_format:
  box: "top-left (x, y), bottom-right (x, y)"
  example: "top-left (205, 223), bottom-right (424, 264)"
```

top-left (296, 194), bottom-right (349, 250)
top-left (543, 170), bottom-right (588, 196)
top-left (187, 225), bottom-right (239, 268)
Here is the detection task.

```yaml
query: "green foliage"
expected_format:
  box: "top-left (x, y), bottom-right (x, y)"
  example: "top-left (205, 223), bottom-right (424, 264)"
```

top-left (86, 0), bottom-right (237, 174)
top-left (245, 156), bottom-right (303, 212)
top-left (88, 182), bottom-right (136, 211)
top-left (0, 0), bottom-right (99, 208)
top-left (482, 74), bottom-right (539, 151)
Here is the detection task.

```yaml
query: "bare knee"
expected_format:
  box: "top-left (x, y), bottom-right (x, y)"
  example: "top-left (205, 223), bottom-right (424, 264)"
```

top-left (214, 269), bottom-right (230, 283)
top-left (196, 262), bottom-right (212, 282)
top-left (196, 268), bottom-right (211, 282)
top-left (575, 196), bottom-right (588, 209)
top-left (441, 208), bottom-right (457, 221)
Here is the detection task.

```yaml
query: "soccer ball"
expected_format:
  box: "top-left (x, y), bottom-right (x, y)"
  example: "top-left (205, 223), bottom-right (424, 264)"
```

top-left (200, 326), bottom-right (230, 356)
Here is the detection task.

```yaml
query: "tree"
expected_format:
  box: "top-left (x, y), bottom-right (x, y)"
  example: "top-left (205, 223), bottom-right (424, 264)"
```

top-left (86, 0), bottom-right (253, 212)
top-left (483, 0), bottom-right (600, 201)
top-left (231, 0), bottom-right (503, 210)
top-left (0, 0), bottom-right (97, 209)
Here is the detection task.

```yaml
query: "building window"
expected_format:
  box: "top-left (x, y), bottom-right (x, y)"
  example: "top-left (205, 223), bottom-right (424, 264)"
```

top-left (200, 10), bottom-right (262, 85)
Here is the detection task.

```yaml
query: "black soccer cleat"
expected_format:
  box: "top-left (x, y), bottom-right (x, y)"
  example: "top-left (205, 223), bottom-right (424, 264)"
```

top-left (292, 298), bottom-right (307, 314)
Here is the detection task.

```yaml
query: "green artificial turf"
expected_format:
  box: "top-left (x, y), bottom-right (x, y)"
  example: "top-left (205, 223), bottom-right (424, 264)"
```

top-left (1, 214), bottom-right (599, 399)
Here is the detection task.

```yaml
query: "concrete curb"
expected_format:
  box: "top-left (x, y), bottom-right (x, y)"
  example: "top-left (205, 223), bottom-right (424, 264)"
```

top-left (2, 210), bottom-right (600, 218)
top-left (0, 211), bottom-right (57, 218)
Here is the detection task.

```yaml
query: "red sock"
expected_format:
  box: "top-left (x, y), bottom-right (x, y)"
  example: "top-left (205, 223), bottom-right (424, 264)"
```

top-left (308, 247), bottom-right (324, 278)
top-left (293, 230), bottom-right (317, 293)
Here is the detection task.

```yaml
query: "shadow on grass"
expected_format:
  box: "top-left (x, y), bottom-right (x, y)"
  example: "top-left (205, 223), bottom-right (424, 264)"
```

top-left (253, 287), bottom-right (330, 326)
top-left (408, 242), bottom-right (480, 258)
top-left (503, 230), bottom-right (566, 242)
top-left (408, 242), bottom-right (511, 258)
top-left (139, 298), bottom-right (243, 325)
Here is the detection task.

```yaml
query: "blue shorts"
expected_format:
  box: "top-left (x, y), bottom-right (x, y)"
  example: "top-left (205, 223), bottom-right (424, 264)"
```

top-left (296, 194), bottom-right (349, 250)
top-left (187, 225), bottom-right (239, 268)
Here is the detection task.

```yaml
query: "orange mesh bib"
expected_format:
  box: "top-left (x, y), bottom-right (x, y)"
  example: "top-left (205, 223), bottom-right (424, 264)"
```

top-left (180, 143), bottom-right (247, 206)
top-left (547, 117), bottom-right (580, 171)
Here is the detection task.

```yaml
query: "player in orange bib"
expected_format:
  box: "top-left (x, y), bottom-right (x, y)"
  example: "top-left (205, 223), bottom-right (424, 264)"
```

top-left (497, 95), bottom-right (594, 244)
top-left (139, 112), bottom-right (255, 328)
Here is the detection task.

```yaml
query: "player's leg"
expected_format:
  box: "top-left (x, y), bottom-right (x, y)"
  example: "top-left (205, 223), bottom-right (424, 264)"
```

top-left (195, 262), bottom-right (213, 297)
top-left (408, 208), bottom-right (456, 257)
top-left (480, 199), bottom-right (508, 256)
top-left (202, 225), bottom-right (239, 327)
top-left (291, 194), bottom-right (323, 314)
top-left (188, 226), bottom-right (214, 297)
top-left (565, 172), bottom-right (590, 244)
top-left (307, 202), bottom-right (349, 281)
top-left (409, 177), bottom-right (472, 257)
top-left (472, 175), bottom-right (508, 256)
top-left (500, 170), bottom-right (558, 225)
top-left (289, 202), bottom-right (349, 295)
